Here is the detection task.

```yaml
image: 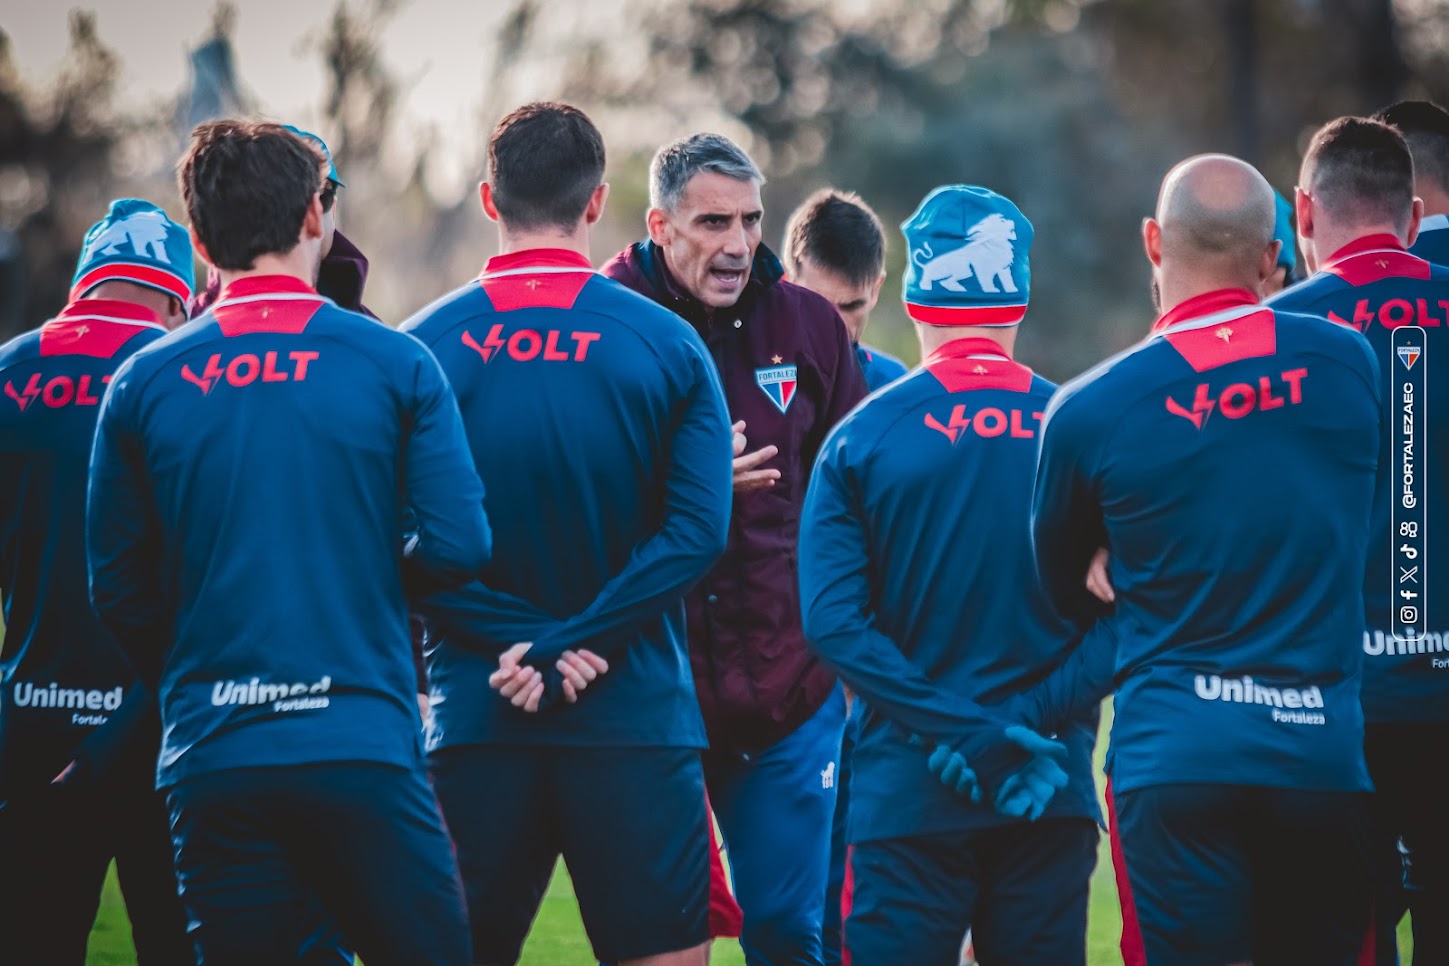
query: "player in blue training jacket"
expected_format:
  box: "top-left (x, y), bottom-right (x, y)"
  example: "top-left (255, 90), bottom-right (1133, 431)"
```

top-left (402, 103), bottom-right (732, 966)
top-left (1376, 100), bottom-right (1449, 268)
top-left (784, 189), bottom-right (910, 393)
top-left (799, 186), bottom-right (1093, 966)
top-left (781, 187), bottom-right (915, 966)
top-left (86, 120), bottom-right (489, 966)
top-left (1269, 116), bottom-right (1449, 966)
top-left (0, 200), bottom-right (193, 965)
top-left (1017, 154), bottom-right (1380, 966)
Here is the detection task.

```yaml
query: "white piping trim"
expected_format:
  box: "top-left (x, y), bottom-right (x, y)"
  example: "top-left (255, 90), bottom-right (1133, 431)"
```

top-left (210, 292), bottom-right (335, 311)
top-left (52, 314), bottom-right (166, 331)
top-left (1152, 303), bottom-right (1265, 339)
top-left (479, 265), bottom-right (597, 281)
top-left (1330, 247), bottom-right (1413, 263)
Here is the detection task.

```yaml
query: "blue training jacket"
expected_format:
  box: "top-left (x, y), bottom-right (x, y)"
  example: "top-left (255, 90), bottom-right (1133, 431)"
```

top-left (1411, 215), bottom-right (1449, 266)
top-left (854, 342), bottom-right (909, 392)
top-left (799, 337), bottom-right (1100, 843)
top-left (87, 275), bottom-right (491, 788)
top-left (1269, 235), bottom-right (1449, 723)
top-left (0, 299), bottom-right (168, 797)
top-left (1023, 289), bottom-right (1379, 795)
top-left (402, 249), bottom-right (732, 750)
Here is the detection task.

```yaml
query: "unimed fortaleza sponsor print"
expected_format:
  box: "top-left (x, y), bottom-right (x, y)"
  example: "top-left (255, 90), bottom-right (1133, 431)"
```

top-left (210, 675), bottom-right (332, 712)
top-left (1193, 674), bottom-right (1327, 725)
top-left (11, 682), bottom-right (124, 727)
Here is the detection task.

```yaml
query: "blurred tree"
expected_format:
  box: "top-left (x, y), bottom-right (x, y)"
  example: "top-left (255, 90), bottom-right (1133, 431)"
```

top-left (318, 0), bottom-right (400, 167)
top-left (530, 0), bottom-right (1443, 376)
top-left (0, 12), bottom-right (124, 340)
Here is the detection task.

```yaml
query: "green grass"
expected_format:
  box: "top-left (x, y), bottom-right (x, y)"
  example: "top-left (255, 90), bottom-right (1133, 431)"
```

top-left (81, 706), bottom-right (1415, 964)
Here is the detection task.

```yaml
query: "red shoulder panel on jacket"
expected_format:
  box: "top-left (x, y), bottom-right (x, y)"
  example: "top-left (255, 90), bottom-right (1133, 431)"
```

top-left (1163, 309), bottom-right (1277, 372)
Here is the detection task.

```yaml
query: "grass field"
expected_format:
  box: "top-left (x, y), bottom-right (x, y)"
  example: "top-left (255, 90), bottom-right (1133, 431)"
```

top-left (79, 706), bottom-right (1416, 964)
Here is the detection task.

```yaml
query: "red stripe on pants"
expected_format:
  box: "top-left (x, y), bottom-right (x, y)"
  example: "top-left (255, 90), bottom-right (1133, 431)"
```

top-left (1356, 908), bottom-right (1375, 966)
top-left (1106, 778), bottom-right (1147, 966)
top-left (841, 843), bottom-right (854, 966)
top-left (708, 794), bottom-right (743, 939)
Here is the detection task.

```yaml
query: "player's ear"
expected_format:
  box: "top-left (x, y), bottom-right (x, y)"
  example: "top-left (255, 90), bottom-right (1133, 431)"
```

top-left (301, 191), bottom-right (324, 242)
top-left (1294, 186), bottom-right (1314, 241)
top-left (584, 183), bottom-right (609, 226)
top-left (871, 272), bottom-right (886, 300)
top-left (1259, 240), bottom-right (1281, 286)
top-left (646, 207), bottom-right (671, 247)
top-left (164, 296), bottom-right (188, 331)
top-left (1142, 217), bottom-right (1163, 268)
top-left (1407, 196), bottom-right (1425, 249)
top-left (480, 182), bottom-right (501, 223)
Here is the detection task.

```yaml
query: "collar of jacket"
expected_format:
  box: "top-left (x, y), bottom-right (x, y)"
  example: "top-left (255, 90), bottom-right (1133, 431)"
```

top-left (632, 240), bottom-right (785, 336)
top-left (317, 229), bottom-right (370, 313)
top-left (1151, 287), bottom-right (1260, 334)
top-left (1322, 232), bottom-right (1407, 267)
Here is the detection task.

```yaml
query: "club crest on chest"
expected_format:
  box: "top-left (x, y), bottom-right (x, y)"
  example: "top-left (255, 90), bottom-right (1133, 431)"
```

top-left (755, 361), bottom-right (798, 414)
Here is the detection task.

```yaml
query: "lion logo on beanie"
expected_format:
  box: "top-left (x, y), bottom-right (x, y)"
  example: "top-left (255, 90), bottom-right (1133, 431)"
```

top-left (71, 199), bottom-right (194, 305)
top-left (85, 209), bottom-right (175, 264)
top-left (911, 213), bottom-right (1019, 295)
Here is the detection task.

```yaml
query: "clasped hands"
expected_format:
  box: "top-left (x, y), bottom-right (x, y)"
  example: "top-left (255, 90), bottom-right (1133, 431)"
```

top-left (488, 642), bottom-right (610, 713)
top-left (913, 726), bottom-right (1070, 821)
top-left (910, 547), bottom-right (1113, 819)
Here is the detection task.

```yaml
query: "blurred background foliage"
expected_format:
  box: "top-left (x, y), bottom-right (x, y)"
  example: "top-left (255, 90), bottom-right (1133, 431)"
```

top-left (5, 0), bottom-right (1449, 379)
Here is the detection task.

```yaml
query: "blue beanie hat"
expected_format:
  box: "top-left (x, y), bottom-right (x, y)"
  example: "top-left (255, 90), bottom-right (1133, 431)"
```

top-left (1273, 191), bottom-right (1296, 274)
top-left (283, 124), bottom-right (345, 187)
top-left (901, 185), bottom-right (1033, 326)
top-left (71, 199), bottom-right (194, 305)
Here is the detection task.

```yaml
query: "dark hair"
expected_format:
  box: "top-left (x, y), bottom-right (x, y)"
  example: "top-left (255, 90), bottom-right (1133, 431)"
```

top-left (488, 102), bottom-right (605, 231)
top-left (1375, 100), bottom-right (1449, 195)
top-left (1303, 116), bottom-right (1415, 232)
top-left (178, 120), bottom-right (326, 270)
top-left (782, 189), bottom-right (886, 285)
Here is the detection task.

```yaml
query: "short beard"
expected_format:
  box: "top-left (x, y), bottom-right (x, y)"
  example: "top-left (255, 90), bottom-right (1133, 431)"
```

top-left (1150, 277), bottom-right (1162, 315)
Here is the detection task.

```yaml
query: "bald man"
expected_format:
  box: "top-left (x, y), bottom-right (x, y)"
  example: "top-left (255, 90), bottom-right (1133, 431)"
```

top-left (1270, 115), bottom-right (1449, 966)
top-left (1012, 154), bottom-right (1379, 965)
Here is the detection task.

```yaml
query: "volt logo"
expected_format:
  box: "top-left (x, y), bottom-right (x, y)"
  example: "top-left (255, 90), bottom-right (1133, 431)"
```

top-left (1165, 368), bottom-right (1308, 430)
top-left (5, 373), bottom-right (109, 411)
top-left (924, 405), bottom-right (1042, 444)
top-left (1164, 384), bottom-right (1216, 430)
top-left (462, 325), bottom-right (600, 364)
top-left (181, 350), bottom-right (319, 395)
top-left (1329, 298), bottom-right (1449, 332)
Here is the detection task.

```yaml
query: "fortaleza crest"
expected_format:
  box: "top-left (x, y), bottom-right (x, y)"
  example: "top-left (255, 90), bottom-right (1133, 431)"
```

top-left (1398, 345), bottom-right (1422, 370)
top-left (756, 363), bottom-right (798, 413)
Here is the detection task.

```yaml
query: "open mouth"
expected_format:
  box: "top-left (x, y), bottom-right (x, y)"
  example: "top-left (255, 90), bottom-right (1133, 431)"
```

top-left (710, 267), bottom-right (746, 287)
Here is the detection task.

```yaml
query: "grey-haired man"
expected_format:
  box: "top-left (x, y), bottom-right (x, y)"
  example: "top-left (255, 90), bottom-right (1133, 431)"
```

top-left (604, 134), bottom-right (867, 966)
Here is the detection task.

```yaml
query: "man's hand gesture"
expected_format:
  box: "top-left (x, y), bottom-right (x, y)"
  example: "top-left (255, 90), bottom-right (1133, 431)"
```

top-left (732, 420), bottom-right (780, 494)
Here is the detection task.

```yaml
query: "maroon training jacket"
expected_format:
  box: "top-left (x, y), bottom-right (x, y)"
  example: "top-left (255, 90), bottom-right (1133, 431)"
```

top-left (604, 241), bottom-right (868, 755)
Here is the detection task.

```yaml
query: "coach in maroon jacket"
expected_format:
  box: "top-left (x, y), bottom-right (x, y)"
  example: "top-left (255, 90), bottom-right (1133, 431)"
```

top-left (604, 133), bottom-right (867, 966)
